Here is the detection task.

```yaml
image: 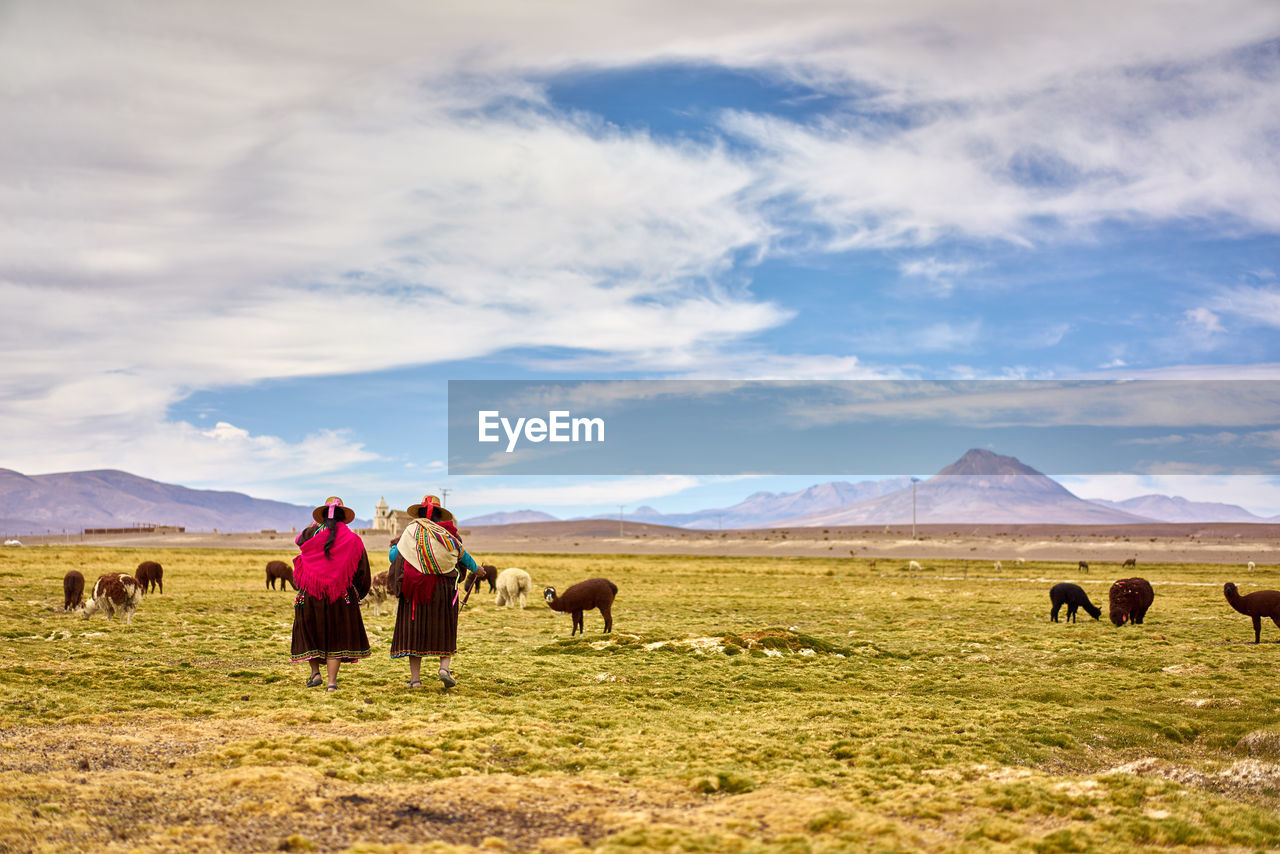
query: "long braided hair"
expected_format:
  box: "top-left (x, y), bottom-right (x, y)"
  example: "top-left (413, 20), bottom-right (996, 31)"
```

top-left (321, 515), bottom-right (340, 559)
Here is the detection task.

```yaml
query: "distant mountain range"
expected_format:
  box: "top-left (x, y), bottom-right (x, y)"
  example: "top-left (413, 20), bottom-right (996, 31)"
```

top-left (591, 477), bottom-right (914, 529)
top-left (463, 449), bottom-right (1274, 529)
top-left (1086, 494), bottom-right (1268, 524)
top-left (0, 468), bottom-right (367, 535)
top-left (778, 449), bottom-right (1152, 526)
top-left (460, 509), bottom-right (560, 526)
top-left (5, 450), bottom-right (1274, 536)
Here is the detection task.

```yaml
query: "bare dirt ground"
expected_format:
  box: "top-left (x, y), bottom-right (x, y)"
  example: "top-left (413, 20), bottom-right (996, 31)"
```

top-left (21, 520), bottom-right (1279, 564)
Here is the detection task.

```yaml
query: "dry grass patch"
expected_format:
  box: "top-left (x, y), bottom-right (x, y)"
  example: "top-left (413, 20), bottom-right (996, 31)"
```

top-left (4, 547), bottom-right (1280, 851)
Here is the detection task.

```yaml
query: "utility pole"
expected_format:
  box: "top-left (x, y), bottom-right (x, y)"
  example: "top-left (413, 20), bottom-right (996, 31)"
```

top-left (717, 514), bottom-right (723, 531)
top-left (439, 488), bottom-right (450, 507)
top-left (619, 505), bottom-right (625, 536)
top-left (910, 477), bottom-right (921, 539)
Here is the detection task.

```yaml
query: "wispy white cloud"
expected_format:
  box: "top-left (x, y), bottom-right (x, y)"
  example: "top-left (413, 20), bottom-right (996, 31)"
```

top-left (522, 348), bottom-right (902, 380)
top-left (1209, 286), bottom-right (1280, 328)
top-left (1078, 363), bottom-right (1280, 380)
top-left (5, 416), bottom-right (379, 504)
top-left (2, 0), bottom-right (1279, 491)
top-left (854, 320), bottom-right (984, 354)
top-left (724, 51), bottom-right (1280, 250)
top-left (779, 380), bottom-right (1280, 430)
top-left (898, 258), bottom-right (980, 296)
top-left (1184, 307), bottom-right (1225, 333)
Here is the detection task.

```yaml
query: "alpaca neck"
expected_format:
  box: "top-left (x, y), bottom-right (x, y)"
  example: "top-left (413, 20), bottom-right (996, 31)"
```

top-left (1225, 589), bottom-right (1249, 615)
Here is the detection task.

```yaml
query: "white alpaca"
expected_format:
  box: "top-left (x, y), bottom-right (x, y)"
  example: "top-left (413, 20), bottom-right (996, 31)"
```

top-left (495, 568), bottom-right (532, 609)
top-left (1248, 561), bottom-right (1256, 571)
top-left (1015, 557), bottom-right (1026, 565)
top-left (908, 560), bottom-right (922, 571)
top-left (994, 560), bottom-right (1003, 571)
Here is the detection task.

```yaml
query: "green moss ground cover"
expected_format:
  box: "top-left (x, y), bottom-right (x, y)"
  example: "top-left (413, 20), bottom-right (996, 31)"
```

top-left (1, 547), bottom-right (1278, 852)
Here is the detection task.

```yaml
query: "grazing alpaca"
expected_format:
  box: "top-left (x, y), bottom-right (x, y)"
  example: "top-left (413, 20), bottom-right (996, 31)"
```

top-left (63, 570), bottom-right (85, 611)
top-left (1109, 577), bottom-right (1154, 626)
top-left (134, 561), bottom-right (163, 594)
top-left (544, 578), bottom-right (617, 636)
top-left (1223, 582), bottom-right (1280, 644)
top-left (908, 560), bottom-right (922, 571)
top-left (1248, 562), bottom-right (1256, 572)
top-left (464, 563), bottom-right (498, 597)
top-left (1078, 561), bottom-right (1089, 573)
top-left (993, 560), bottom-right (1003, 571)
top-left (366, 570), bottom-right (390, 616)
top-left (495, 568), bottom-right (532, 609)
top-left (83, 573), bottom-right (143, 624)
top-left (1049, 583), bottom-right (1101, 623)
top-left (1016, 557), bottom-right (1026, 565)
top-left (265, 560), bottom-right (295, 590)
top-left (1122, 557), bottom-right (1137, 568)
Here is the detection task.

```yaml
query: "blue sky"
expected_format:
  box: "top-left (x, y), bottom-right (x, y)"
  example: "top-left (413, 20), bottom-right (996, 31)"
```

top-left (3, 2), bottom-right (1280, 521)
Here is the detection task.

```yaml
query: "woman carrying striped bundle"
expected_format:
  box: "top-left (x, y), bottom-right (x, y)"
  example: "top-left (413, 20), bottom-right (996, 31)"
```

top-left (388, 494), bottom-right (479, 689)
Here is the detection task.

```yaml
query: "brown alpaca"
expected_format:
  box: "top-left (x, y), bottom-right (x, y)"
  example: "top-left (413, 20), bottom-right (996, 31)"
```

top-left (1122, 557), bottom-right (1137, 567)
top-left (1223, 582), bottom-right (1280, 644)
top-left (63, 570), bottom-right (85, 611)
top-left (544, 578), bottom-right (617, 636)
top-left (1109, 577), bottom-right (1154, 626)
top-left (464, 563), bottom-right (498, 595)
top-left (1077, 561), bottom-right (1089, 573)
top-left (134, 561), bottom-right (163, 594)
top-left (367, 570), bottom-right (389, 616)
top-left (265, 560), bottom-right (296, 590)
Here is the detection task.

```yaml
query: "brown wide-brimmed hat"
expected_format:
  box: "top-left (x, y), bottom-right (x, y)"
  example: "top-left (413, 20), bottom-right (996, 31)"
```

top-left (406, 494), bottom-right (455, 523)
top-left (312, 496), bottom-right (356, 525)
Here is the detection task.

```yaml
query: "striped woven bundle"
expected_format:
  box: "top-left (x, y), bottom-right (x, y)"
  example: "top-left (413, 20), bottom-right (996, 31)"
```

top-left (409, 519), bottom-right (460, 575)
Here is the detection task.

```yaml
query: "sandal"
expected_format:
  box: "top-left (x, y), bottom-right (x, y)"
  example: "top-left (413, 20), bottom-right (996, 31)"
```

top-left (325, 684), bottom-right (338, 692)
top-left (407, 680), bottom-right (422, 689)
top-left (438, 669), bottom-right (456, 688)
top-left (306, 673), bottom-right (323, 688)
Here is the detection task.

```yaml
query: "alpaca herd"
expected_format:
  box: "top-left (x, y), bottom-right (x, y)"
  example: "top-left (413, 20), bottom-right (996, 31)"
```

top-left (52, 553), bottom-right (1274, 650)
top-left (1041, 566), bottom-right (1280, 645)
top-left (64, 560), bottom-right (164, 622)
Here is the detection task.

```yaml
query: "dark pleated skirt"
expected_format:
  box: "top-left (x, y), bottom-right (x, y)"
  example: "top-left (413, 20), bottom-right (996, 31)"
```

top-left (390, 575), bottom-right (458, 658)
top-left (290, 590), bottom-right (371, 662)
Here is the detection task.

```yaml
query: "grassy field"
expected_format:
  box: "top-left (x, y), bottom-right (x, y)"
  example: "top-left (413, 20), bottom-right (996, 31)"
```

top-left (1, 547), bottom-right (1279, 852)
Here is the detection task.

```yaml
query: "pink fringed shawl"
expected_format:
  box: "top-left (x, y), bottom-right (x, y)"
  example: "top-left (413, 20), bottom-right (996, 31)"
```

top-left (292, 523), bottom-right (365, 602)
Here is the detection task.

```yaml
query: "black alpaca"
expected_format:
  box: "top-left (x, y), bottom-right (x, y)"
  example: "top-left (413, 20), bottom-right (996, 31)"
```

top-left (1049, 582), bottom-right (1101, 623)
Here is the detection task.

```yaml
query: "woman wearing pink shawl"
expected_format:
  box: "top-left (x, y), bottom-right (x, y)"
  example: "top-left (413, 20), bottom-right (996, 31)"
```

top-left (289, 496), bottom-right (371, 691)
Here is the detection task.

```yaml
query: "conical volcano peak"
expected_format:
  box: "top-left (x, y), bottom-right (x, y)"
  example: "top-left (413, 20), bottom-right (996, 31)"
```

top-left (934, 449), bottom-right (1045, 477)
